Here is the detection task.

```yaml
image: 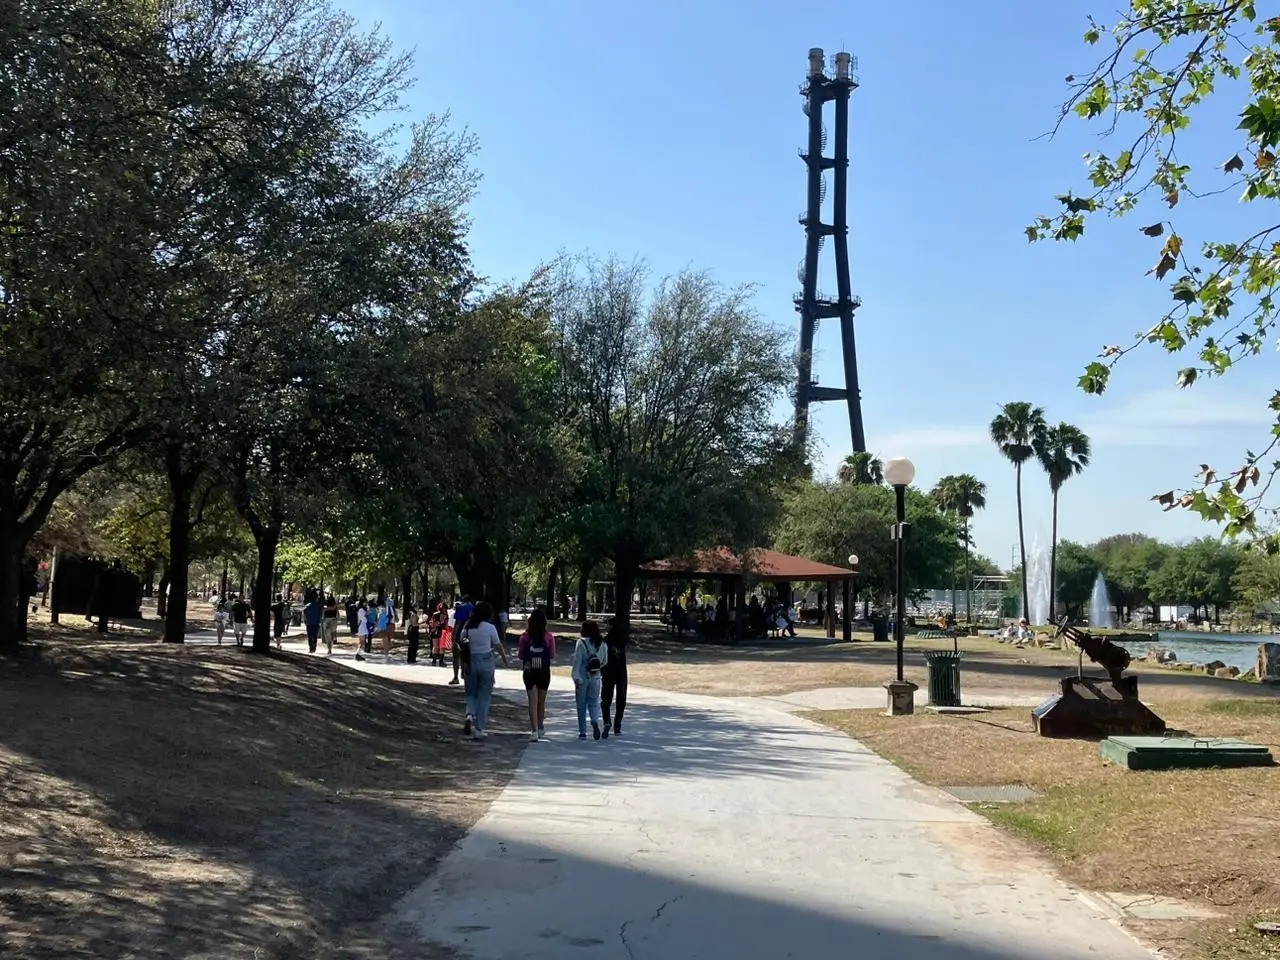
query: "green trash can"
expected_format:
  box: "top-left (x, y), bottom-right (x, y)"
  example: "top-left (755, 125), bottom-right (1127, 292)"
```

top-left (924, 650), bottom-right (962, 707)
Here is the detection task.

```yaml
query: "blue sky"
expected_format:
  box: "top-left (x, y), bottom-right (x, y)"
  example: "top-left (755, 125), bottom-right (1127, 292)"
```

top-left (351, 0), bottom-right (1274, 566)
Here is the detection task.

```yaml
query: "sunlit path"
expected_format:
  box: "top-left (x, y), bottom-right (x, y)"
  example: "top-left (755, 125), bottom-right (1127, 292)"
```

top-left (266, 644), bottom-right (1157, 960)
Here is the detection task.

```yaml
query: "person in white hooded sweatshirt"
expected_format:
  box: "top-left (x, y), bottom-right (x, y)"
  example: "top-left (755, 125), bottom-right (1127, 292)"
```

top-left (572, 620), bottom-right (609, 740)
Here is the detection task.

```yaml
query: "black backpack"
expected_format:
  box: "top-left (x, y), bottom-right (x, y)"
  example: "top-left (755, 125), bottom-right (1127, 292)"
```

top-left (524, 632), bottom-right (548, 670)
top-left (585, 639), bottom-right (602, 675)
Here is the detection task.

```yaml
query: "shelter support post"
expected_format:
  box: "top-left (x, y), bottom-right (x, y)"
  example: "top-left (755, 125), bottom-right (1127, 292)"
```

top-left (842, 578), bottom-right (852, 643)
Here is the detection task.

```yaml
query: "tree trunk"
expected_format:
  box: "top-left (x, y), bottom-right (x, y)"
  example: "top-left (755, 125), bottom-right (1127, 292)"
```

top-left (577, 569), bottom-right (588, 622)
top-left (252, 529), bottom-right (279, 653)
top-left (614, 562), bottom-right (637, 642)
top-left (963, 516), bottom-right (972, 623)
top-left (545, 559), bottom-right (559, 619)
top-left (0, 527), bottom-right (26, 653)
top-left (163, 459), bottom-right (196, 644)
top-left (1048, 489), bottom-right (1059, 625)
top-left (1016, 462), bottom-right (1029, 621)
top-left (156, 564), bottom-right (171, 620)
top-left (400, 571), bottom-right (412, 620)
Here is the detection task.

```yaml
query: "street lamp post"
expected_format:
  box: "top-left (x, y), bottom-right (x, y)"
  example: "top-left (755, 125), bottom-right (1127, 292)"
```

top-left (844, 553), bottom-right (859, 644)
top-left (883, 457), bottom-right (918, 716)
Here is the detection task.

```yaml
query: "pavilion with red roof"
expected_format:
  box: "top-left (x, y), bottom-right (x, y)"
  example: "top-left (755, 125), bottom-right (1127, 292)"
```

top-left (638, 547), bottom-right (857, 642)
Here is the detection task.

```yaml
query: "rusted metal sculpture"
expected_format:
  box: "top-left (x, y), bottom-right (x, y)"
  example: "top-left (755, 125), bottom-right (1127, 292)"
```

top-left (1032, 617), bottom-right (1165, 739)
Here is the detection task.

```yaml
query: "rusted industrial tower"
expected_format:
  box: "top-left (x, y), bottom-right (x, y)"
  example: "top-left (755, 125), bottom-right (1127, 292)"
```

top-left (794, 47), bottom-right (865, 453)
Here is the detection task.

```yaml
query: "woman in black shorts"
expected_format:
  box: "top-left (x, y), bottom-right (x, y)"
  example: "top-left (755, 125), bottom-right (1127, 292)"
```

top-left (518, 609), bottom-right (556, 742)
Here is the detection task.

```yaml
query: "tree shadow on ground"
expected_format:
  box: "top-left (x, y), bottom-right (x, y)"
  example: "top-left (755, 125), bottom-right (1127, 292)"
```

top-left (0, 640), bottom-right (525, 958)
top-left (0, 639), bottom-right (878, 958)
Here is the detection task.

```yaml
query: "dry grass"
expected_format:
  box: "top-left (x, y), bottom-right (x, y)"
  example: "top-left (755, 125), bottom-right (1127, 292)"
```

top-left (586, 627), bottom-right (1280, 703)
top-left (0, 633), bottom-right (526, 959)
top-left (810, 698), bottom-right (1280, 960)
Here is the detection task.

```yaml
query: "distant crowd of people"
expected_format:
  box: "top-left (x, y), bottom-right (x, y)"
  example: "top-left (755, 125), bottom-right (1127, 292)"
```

top-left (207, 590), bottom-right (631, 744)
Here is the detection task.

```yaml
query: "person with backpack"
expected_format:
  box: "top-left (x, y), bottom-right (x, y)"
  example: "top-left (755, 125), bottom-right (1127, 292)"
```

top-left (460, 601), bottom-right (509, 740)
top-left (518, 609), bottom-right (557, 742)
top-left (572, 620), bottom-right (609, 740)
top-left (450, 597), bottom-right (474, 685)
top-left (230, 595), bottom-right (251, 647)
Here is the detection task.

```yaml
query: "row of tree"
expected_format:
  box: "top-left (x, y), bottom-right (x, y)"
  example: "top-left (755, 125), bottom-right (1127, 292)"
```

top-left (1008, 533), bottom-right (1280, 625)
top-left (4, 1), bottom-right (801, 653)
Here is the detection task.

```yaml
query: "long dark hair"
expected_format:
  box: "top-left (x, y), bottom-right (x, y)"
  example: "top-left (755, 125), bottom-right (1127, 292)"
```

top-left (581, 619), bottom-right (603, 646)
top-left (526, 608), bottom-right (547, 639)
top-left (467, 600), bottom-right (494, 629)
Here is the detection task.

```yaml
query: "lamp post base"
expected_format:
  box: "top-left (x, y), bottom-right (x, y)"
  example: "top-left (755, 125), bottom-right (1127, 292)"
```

top-left (883, 680), bottom-right (918, 716)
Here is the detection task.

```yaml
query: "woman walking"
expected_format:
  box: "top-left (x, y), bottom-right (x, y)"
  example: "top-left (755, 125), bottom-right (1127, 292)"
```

top-left (355, 600), bottom-right (370, 661)
top-left (405, 604), bottom-right (421, 664)
top-left (572, 620), bottom-right (609, 740)
top-left (321, 593), bottom-right (339, 655)
top-left (518, 609), bottom-right (556, 742)
top-left (460, 601), bottom-right (509, 739)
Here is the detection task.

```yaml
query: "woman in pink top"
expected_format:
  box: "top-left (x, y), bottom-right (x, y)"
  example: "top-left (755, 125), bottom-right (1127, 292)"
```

top-left (518, 609), bottom-right (557, 742)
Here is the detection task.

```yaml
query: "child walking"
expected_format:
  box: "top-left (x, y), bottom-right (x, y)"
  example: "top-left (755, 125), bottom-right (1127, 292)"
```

top-left (572, 620), bottom-right (609, 740)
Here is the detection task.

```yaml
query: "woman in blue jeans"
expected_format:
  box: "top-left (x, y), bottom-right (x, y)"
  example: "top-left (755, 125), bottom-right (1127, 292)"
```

top-left (460, 601), bottom-right (510, 739)
top-left (572, 620), bottom-right (609, 740)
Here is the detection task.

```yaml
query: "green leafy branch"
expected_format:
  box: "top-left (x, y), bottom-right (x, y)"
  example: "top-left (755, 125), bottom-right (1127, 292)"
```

top-left (1030, 0), bottom-right (1280, 541)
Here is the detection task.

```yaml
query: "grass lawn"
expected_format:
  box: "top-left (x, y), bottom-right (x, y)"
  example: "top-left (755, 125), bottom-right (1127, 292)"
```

top-left (809, 698), bottom-right (1280, 960)
top-left (568, 625), bottom-right (1280, 702)
top-left (0, 632), bottom-right (527, 959)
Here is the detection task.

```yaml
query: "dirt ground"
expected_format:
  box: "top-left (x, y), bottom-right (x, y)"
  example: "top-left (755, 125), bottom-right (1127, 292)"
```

top-left (811, 699), bottom-right (1280, 960)
top-left (0, 634), bottom-right (526, 959)
top-left (582, 627), bottom-right (1280, 702)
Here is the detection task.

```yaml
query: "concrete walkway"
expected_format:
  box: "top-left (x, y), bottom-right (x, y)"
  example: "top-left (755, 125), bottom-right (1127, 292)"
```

top-left (185, 631), bottom-right (1151, 958)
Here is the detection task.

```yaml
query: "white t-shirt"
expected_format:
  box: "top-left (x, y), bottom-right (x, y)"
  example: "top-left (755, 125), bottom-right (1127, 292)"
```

top-left (463, 620), bottom-right (502, 656)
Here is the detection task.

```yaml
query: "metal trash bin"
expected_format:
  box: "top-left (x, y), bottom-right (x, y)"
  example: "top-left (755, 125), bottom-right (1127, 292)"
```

top-left (924, 650), bottom-right (962, 707)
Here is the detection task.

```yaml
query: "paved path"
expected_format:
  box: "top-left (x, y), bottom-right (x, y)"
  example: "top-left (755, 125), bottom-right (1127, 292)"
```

top-left (186, 631), bottom-right (1151, 959)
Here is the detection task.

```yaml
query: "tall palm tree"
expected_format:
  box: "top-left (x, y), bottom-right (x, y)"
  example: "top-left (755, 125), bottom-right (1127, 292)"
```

top-left (931, 474), bottom-right (987, 622)
top-left (837, 452), bottom-right (883, 485)
top-left (1035, 422), bottom-right (1091, 624)
top-left (990, 402), bottom-right (1047, 619)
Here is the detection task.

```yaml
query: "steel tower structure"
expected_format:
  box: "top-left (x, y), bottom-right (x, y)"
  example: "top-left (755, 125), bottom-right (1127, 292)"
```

top-left (794, 47), bottom-right (865, 453)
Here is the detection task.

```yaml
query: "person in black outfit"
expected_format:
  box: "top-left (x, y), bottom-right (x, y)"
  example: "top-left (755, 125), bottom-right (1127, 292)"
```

top-left (405, 604), bottom-right (421, 663)
top-left (601, 619), bottom-right (629, 738)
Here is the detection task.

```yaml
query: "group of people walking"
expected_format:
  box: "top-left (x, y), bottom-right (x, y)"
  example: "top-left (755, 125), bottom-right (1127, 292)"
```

top-left (213, 589), bottom-right (633, 743)
top-left (451, 605), bottom-right (629, 744)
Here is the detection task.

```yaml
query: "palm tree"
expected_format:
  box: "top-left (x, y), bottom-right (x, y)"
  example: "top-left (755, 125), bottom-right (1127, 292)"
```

top-left (1035, 422), bottom-right (1091, 624)
top-left (990, 402), bottom-right (1047, 620)
top-left (837, 452), bottom-right (883, 485)
top-left (930, 474), bottom-right (987, 622)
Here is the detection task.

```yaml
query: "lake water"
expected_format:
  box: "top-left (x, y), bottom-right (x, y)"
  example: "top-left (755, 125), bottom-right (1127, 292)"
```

top-left (1112, 630), bottom-right (1271, 673)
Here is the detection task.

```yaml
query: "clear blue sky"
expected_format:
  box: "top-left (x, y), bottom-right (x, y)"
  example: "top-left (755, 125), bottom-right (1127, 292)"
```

top-left (352, 0), bottom-right (1273, 567)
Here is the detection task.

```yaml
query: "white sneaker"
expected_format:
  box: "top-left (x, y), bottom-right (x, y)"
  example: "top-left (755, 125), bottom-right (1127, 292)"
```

top-left (529, 732), bottom-right (539, 743)
top-left (538, 727), bottom-right (546, 740)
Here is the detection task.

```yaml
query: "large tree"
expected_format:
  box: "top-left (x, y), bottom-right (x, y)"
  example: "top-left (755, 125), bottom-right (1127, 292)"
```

top-left (1036, 423), bottom-right (1092, 622)
top-left (775, 480), bottom-right (962, 609)
top-left (1030, 2), bottom-right (1280, 542)
top-left (0, 0), bottom-right (178, 648)
top-left (552, 256), bottom-right (796, 637)
top-left (990, 402), bottom-right (1047, 619)
top-left (1093, 533), bottom-right (1170, 622)
top-left (930, 474), bottom-right (987, 622)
